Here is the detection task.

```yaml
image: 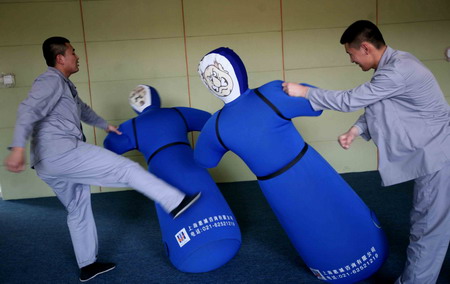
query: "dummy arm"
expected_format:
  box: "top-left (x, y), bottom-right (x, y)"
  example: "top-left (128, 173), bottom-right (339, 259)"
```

top-left (173, 107), bottom-right (212, 132)
top-left (193, 114), bottom-right (227, 168)
top-left (283, 95), bottom-right (323, 118)
top-left (103, 120), bottom-right (135, 155)
top-left (259, 81), bottom-right (323, 119)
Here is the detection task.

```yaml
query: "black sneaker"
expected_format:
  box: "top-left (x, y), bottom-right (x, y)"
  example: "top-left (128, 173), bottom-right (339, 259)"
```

top-left (170, 192), bottom-right (201, 219)
top-left (79, 262), bottom-right (116, 282)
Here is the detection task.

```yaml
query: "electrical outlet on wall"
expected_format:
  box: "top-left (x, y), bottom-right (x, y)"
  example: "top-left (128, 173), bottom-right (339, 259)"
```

top-left (446, 47), bottom-right (450, 62)
top-left (0, 73), bottom-right (15, 88)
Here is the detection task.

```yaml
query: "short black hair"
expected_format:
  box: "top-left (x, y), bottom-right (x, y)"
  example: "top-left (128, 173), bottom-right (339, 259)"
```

top-left (42, 36), bottom-right (70, 67)
top-left (340, 20), bottom-right (385, 49)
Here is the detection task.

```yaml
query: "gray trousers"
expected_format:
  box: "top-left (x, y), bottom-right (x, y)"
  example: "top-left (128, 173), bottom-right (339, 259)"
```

top-left (396, 162), bottom-right (450, 284)
top-left (34, 142), bottom-right (185, 268)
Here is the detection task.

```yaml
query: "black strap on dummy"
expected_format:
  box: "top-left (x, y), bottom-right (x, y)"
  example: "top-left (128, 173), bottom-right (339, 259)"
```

top-left (215, 109), bottom-right (229, 150)
top-left (145, 107), bottom-right (191, 164)
top-left (171, 107), bottom-right (189, 132)
top-left (254, 88), bottom-right (291, 121)
top-left (214, 88), bottom-right (307, 180)
top-left (147, 142), bottom-right (190, 165)
top-left (253, 88), bottom-right (307, 180)
top-left (131, 118), bottom-right (139, 150)
top-left (131, 108), bottom-right (191, 165)
top-left (257, 143), bottom-right (309, 181)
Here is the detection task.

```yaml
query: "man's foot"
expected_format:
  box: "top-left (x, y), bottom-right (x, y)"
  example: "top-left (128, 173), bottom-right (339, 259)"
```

top-left (170, 192), bottom-right (201, 219)
top-left (79, 262), bottom-right (116, 282)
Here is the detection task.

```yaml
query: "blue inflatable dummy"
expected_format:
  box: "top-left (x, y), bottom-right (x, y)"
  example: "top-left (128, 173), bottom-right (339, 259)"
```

top-left (194, 47), bottom-right (388, 283)
top-left (103, 85), bottom-right (241, 272)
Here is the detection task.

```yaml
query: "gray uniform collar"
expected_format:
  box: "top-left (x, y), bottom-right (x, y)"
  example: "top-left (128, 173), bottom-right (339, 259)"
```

top-left (47, 67), bottom-right (76, 91)
top-left (376, 46), bottom-right (394, 70)
top-left (47, 67), bottom-right (71, 83)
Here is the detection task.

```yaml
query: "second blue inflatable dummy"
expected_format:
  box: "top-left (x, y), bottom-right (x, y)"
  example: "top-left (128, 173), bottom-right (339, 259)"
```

top-left (104, 85), bottom-right (241, 272)
top-left (194, 47), bottom-right (388, 283)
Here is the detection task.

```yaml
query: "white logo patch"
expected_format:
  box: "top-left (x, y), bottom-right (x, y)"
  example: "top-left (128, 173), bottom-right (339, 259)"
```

top-left (175, 228), bottom-right (191, 247)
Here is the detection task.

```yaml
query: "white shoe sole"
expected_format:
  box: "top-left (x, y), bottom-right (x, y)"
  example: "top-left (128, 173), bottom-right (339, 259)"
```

top-left (79, 265), bottom-right (115, 282)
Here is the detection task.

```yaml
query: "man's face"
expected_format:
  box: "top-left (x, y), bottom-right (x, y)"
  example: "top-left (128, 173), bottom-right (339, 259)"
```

top-left (344, 43), bottom-right (373, 72)
top-left (61, 43), bottom-right (80, 75)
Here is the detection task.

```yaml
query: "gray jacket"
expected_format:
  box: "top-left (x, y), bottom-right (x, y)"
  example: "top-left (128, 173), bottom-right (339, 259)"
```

top-left (307, 46), bottom-right (450, 186)
top-left (10, 67), bottom-right (108, 167)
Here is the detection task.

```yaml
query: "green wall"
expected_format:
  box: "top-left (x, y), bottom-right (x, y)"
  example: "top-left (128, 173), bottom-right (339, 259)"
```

top-left (1, 0), bottom-right (449, 199)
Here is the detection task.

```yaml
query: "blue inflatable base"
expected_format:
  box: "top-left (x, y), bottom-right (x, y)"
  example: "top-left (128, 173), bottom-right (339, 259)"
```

top-left (166, 238), bottom-right (241, 273)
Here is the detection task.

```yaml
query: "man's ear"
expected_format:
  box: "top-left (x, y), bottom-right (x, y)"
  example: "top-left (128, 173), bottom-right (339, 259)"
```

top-left (361, 41), bottom-right (378, 55)
top-left (55, 54), bottom-right (65, 65)
top-left (360, 42), bottom-right (370, 55)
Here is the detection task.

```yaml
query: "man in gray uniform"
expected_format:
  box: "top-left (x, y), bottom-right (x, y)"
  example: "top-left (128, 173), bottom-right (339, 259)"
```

top-left (4, 36), bottom-right (200, 282)
top-left (282, 20), bottom-right (450, 284)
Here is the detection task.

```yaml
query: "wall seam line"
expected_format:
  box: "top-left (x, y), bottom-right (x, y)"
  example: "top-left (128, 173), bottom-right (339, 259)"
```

top-left (79, 0), bottom-right (101, 191)
top-left (181, 0), bottom-right (196, 145)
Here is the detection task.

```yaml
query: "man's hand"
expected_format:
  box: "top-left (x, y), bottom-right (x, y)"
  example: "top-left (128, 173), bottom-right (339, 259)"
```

top-left (4, 147), bottom-right (26, 173)
top-left (338, 126), bottom-right (360, 150)
top-left (282, 82), bottom-right (309, 97)
top-left (106, 125), bottom-right (122, 135)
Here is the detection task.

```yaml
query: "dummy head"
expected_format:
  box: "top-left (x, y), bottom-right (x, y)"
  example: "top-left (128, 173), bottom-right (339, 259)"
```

top-left (198, 47), bottom-right (248, 104)
top-left (129, 84), bottom-right (161, 114)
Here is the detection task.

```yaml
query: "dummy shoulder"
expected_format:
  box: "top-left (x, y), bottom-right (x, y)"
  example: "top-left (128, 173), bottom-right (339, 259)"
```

top-left (257, 80), bottom-right (285, 94)
top-left (201, 111), bottom-right (219, 133)
top-left (173, 107), bottom-right (212, 131)
top-left (196, 110), bottom-right (224, 145)
top-left (173, 107), bottom-right (211, 119)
